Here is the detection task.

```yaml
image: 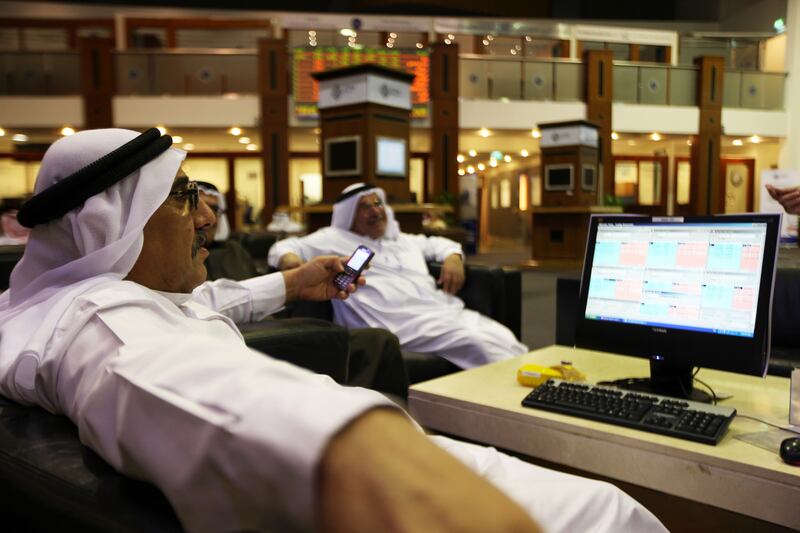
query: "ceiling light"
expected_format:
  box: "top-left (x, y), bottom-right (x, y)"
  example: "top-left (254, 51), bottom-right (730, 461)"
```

top-left (172, 135), bottom-right (183, 143)
top-left (447, 34), bottom-right (455, 40)
top-left (525, 35), bottom-right (532, 42)
top-left (503, 155), bottom-right (512, 163)
top-left (389, 32), bottom-right (397, 38)
top-left (387, 43), bottom-right (394, 48)
top-left (340, 29), bottom-right (356, 37)
top-left (468, 149), bottom-right (477, 157)
top-left (732, 139), bottom-right (743, 146)
top-left (531, 129), bottom-right (541, 139)
top-left (416, 42), bottom-right (423, 49)
top-left (482, 39), bottom-right (489, 46)
top-left (308, 30), bottom-right (316, 36)
top-left (510, 49), bottom-right (517, 55)
top-left (611, 132), bottom-right (619, 140)
top-left (11, 133), bottom-right (28, 142)
top-left (183, 143), bottom-right (195, 151)
top-left (489, 159), bottom-right (498, 167)
top-left (486, 35), bottom-right (494, 41)
top-left (239, 137), bottom-right (251, 144)
top-left (0, 128), bottom-right (5, 137)
top-left (246, 144), bottom-right (258, 151)
top-left (650, 132), bottom-right (661, 141)
top-left (458, 168), bottom-right (466, 176)
top-left (477, 163), bottom-right (486, 171)
top-left (444, 39), bottom-right (452, 44)
top-left (229, 126), bottom-right (242, 136)
top-left (457, 154), bottom-right (465, 163)
top-left (686, 139), bottom-right (693, 146)
top-left (61, 126), bottom-right (75, 136)
top-left (478, 127), bottom-right (490, 138)
top-left (467, 165), bottom-right (475, 174)
top-left (520, 149), bottom-right (529, 157)
top-left (156, 126), bottom-right (167, 135)
top-left (749, 135), bottom-right (761, 143)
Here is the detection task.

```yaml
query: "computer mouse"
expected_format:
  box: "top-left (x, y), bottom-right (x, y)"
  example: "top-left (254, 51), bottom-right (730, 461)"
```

top-left (780, 437), bottom-right (800, 466)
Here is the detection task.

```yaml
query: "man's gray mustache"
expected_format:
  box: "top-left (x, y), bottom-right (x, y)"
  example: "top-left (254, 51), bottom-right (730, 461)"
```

top-left (192, 231), bottom-right (207, 258)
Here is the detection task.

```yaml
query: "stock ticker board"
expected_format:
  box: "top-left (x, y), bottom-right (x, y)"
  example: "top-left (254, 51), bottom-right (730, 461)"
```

top-left (291, 47), bottom-right (430, 119)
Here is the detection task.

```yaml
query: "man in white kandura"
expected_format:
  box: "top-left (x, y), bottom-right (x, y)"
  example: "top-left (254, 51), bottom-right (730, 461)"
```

top-left (0, 128), bottom-right (665, 533)
top-left (269, 183), bottom-right (529, 369)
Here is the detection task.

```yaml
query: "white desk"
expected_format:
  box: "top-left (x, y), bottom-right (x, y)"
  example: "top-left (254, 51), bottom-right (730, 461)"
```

top-left (409, 346), bottom-right (800, 530)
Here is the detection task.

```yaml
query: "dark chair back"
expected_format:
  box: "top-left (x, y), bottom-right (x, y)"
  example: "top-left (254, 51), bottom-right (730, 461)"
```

top-left (0, 245), bottom-right (24, 291)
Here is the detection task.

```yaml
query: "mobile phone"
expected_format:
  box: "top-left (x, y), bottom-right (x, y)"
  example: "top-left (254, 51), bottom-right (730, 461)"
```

top-left (333, 245), bottom-right (374, 291)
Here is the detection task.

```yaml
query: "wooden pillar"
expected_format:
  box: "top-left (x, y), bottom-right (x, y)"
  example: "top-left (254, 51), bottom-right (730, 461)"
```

top-left (78, 37), bottom-right (114, 129)
top-left (430, 42), bottom-right (459, 214)
top-left (257, 38), bottom-right (290, 224)
top-left (584, 50), bottom-right (613, 199)
top-left (690, 56), bottom-right (725, 215)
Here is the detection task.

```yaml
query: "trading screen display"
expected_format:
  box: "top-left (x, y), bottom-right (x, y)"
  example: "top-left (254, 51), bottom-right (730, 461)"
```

top-left (585, 222), bottom-right (768, 337)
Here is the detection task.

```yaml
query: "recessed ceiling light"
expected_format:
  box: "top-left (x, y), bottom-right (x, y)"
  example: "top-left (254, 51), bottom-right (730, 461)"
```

top-left (468, 149), bottom-right (477, 157)
top-left (457, 154), bottom-right (465, 163)
top-left (172, 135), bottom-right (183, 143)
top-left (246, 144), bottom-right (258, 151)
top-left (229, 127), bottom-right (242, 136)
top-left (0, 128), bottom-right (5, 137)
top-left (467, 165), bottom-right (475, 174)
top-left (182, 143), bottom-right (195, 151)
top-left (503, 155), bottom-right (512, 163)
top-left (611, 132), bottom-right (619, 140)
top-left (650, 132), bottom-right (661, 141)
top-left (531, 129), bottom-right (541, 139)
top-left (156, 126), bottom-right (167, 135)
top-left (61, 126), bottom-right (75, 136)
top-left (11, 133), bottom-right (28, 142)
top-left (732, 139), bottom-right (743, 146)
top-left (749, 135), bottom-right (761, 143)
top-left (477, 163), bottom-right (486, 171)
top-left (478, 128), bottom-right (491, 138)
top-left (520, 149), bottom-right (529, 157)
top-left (458, 168), bottom-right (465, 176)
top-left (239, 137), bottom-right (251, 144)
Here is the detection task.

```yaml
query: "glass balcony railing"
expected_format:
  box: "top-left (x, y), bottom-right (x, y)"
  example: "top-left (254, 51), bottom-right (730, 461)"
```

top-left (115, 49), bottom-right (258, 95)
top-left (460, 54), bottom-right (583, 102)
top-left (0, 49), bottom-right (787, 112)
top-left (0, 51), bottom-right (80, 95)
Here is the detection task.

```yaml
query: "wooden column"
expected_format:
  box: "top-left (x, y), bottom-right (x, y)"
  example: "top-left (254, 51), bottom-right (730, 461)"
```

top-left (584, 50), bottom-right (613, 199)
top-left (690, 56), bottom-right (725, 215)
top-left (257, 38), bottom-right (290, 224)
top-left (78, 37), bottom-right (114, 129)
top-left (430, 42), bottom-right (460, 215)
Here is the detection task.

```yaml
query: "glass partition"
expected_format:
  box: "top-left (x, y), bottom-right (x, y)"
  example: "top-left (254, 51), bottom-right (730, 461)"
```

top-left (0, 52), bottom-right (80, 95)
top-left (116, 51), bottom-right (258, 95)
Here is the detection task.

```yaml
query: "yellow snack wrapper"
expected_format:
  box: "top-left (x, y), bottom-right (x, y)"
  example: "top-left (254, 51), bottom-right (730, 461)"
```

top-left (516, 364), bottom-right (563, 387)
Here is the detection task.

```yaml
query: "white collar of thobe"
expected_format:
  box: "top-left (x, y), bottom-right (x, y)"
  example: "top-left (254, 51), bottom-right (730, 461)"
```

top-left (155, 289), bottom-right (194, 305)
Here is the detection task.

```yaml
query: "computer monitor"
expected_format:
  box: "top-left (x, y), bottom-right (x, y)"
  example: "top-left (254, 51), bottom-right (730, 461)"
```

top-left (575, 214), bottom-right (780, 402)
top-left (324, 136), bottom-right (361, 177)
top-left (376, 136), bottom-right (407, 177)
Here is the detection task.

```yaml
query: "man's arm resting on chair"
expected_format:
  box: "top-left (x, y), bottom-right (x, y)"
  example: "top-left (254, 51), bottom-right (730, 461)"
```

top-left (318, 409), bottom-right (540, 533)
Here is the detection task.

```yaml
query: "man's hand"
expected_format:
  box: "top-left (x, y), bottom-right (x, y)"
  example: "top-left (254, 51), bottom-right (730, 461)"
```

top-left (278, 252), bottom-right (304, 271)
top-left (282, 255), bottom-right (365, 303)
top-left (438, 253), bottom-right (465, 295)
top-left (319, 409), bottom-right (540, 533)
top-left (766, 184), bottom-right (800, 215)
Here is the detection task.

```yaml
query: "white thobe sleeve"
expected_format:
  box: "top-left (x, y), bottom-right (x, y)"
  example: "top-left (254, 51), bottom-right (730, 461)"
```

top-left (267, 231), bottom-right (332, 268)
top-left (58, 310), bottom-right (397, 533)
top-left (190, 273), bottom-right (286, 323)
top-left (406, 233), bottom-right (463, 263)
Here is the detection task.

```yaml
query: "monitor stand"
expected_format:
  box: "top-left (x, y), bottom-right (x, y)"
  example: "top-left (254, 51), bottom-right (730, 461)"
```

top-left (613, 358), bottom-right (713, 403)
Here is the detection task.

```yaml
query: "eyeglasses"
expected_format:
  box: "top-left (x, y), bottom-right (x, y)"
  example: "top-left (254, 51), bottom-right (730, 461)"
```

top-left (167, 181), bottom-right (199, 212)
top-left (357, 198), bottom-right (384, 211)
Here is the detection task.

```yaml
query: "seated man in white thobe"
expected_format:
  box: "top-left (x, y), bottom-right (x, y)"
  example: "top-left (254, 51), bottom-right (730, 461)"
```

top-left (269, 183), bottom-right (530, 369)
top-left (0, 128), bottom-right (665, 533)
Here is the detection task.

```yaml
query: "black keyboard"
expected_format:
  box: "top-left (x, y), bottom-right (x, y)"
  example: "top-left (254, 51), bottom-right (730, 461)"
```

top-left (521, 379), bottom-right (736, 445)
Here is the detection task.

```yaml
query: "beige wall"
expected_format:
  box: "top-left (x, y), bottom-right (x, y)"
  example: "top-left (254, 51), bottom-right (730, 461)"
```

top-left (0, 159), bottom-right (39, 200)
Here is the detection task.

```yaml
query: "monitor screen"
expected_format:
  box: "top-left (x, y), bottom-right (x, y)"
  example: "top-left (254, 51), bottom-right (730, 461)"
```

top-left (376, 137), bottom-right (407, 177)
top-left (575, 214), bottom-right (780, 399)
top-left (325, 136), bottom-right (361, 177)
top-left (545, 164), bottom-right (573, 191)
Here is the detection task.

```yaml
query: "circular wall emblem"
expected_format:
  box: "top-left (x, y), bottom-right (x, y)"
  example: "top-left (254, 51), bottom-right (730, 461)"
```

top-left (197, 67), bottom-right (213, 82)
top-left (729, 172), bottom-right (744, 188)
top-left (469, 73), bottom-right (479, 84)
top-left (127, 67), bottom-right (141, 80)
top-left (748, 84), bottom-right (758, 96)
top-left (332, 84), bottom-right (341, 99)
top-left (532, 75), bottom-right (544, 87)
top-left (647, 79), bottom-right (660, 92)
top-left (380, 83), bottom-right (389, 97)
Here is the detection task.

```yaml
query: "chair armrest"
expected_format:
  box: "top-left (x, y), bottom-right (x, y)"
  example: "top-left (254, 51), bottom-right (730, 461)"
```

top-left (427, 261), bottom-right (522, 340)
top-left (769, 268), bottom-right (800, 376)
top-left (238, 318), bottom-right (349, 383)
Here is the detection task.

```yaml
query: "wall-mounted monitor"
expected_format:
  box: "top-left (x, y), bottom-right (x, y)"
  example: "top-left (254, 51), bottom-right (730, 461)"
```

top-left (376, 136), bottom-right (407, 177)
top-left (582, 164), bottom-right (596, 191)
top-left (544, 164), bottom-right (573, 191)
top-left (325, 135), bottom-right (361, 177)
